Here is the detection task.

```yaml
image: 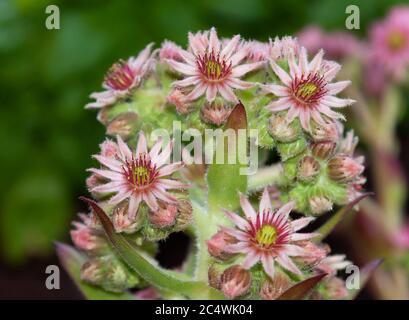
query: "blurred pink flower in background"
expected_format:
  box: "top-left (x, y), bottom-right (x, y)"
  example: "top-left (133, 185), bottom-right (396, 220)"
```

top-left (393, 222), bottom-right (409, 248)
top-left (298, 26), bottom-right (363, 60)
top-left (369, 6), bottom-right (409, 81)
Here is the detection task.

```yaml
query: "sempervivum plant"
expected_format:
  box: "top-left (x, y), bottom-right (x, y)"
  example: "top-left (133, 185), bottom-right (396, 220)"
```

top-left (57, 27), bottom-right (381, 300)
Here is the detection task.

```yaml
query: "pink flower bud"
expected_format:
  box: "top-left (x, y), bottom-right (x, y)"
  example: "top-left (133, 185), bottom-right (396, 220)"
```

top-left (167, 89), bottom-right (191, 114)
top-left (106, 112), bottom-right (139, 139)
top-left (81, 259), bottom-right (104, 284)
top-left (200, 101), bottom-right (232, 126)
top-left (113, 202), bottom-right (139, 233)
top-left (311, 141), bottom-right (336, 159)
top-left (297, 156), bottom-right (320, 182)
top-left (309, 195), bottom-right (333, 216)
top-left (160, 40), bottom-right (183, 62)
top-left (311, 122), bottom-right (339, 142)
top-left (70, 222), bottom-right (103, 252)
top-left (206, 230), bottom-right (238, 261)
top-left (86, 173), bottom-right (103, 191)
top-left (297, 241), bottom-right (329, 265)
top-left (149, 204), bottom-right (178, 228)
top-left (260, 273), bottom-right (291, 300)
top-left (99, 139), bottom-right (119, 158)
top-left (220, 265), bottom-right (251, 299)
top-left (325, 277), bottom-right (348, 299)
top-left (328, 155), bottom-right (364, 182)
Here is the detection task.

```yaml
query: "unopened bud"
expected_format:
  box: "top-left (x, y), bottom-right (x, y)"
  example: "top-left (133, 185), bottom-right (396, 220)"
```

top-left (82, 257), bottom-right (140, 292)
top-left (167, 89), bottom-right (191, 114)
top-left (113, 202), bottom-right (140, 233)
top-left (297, 156), bottom-right (320, 182)
top-left (174, 198), bottom-right (193, 231)
top-left (328, 155), bottom-right (364, 182)
top-left (296, 241), bottom-right (329, 266)
top-left (106, 112), bottom-right (138, 139)
top-left (70, 222), bottom-right (105, 253)
top-left (81, 259), bottom-right (104, 285)
top-left (309, 195), bottom-right (333, 216)
top-left (324, 277), bottom-right (348, 299)
top-left (149, 204), bottom-right (178, 228)
top-left (206, 230), bottom-right (238, 261)
top-left (99, 139), bottom-right (119, 158)
top-left (268, 114), bottom-right (300, 142)
top-left (200, 101), bottom-right (232, 126)
top-left (208, 264), bottom-right (223, 289)
top-left (311, 122), bottom-right (339, 142)
top-left (86, 173), bottom-right (104, 192)
top-left (220, 265), bottom-right (251, 299)
top-left (311, 141), bottom-right (336, 159)
top-left (260, 273), bottom-right (291, 300)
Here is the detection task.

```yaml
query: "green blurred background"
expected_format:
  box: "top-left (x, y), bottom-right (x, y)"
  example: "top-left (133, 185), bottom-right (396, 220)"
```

top-left (0, 0), bottom-right (406, 298)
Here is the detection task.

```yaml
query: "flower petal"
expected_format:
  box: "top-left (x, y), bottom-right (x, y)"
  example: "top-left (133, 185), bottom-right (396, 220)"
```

top-left (128, 194), bottom-right (142, 219)
top-left (136, 131), bottom-right (148, 156)
top-left (242, 250), bottom-right (260, 269)
top-left (261, 254), bottom-right (275, 279)
top-left (269, 60), bottom-right (292, 86)
top-left (116, 135), bottom-right (132, 161)
top-left (166, 59), bottom-right (197, 76)
top-left (291, 217), bottom-right (315, 232)
top-left (239, 193), bottom-right (257, 221)
top-left (88, 168), bottom-right (123, 181)
top-left (276, 253), bottom-right (301, 275)
top-left (231, 61), bottom-right (264, 77)
top-left (93, 155), bottom-right (122, 172)
top-left (259, 188), bottom-right (273, 214)
top-left (218, 83), bottom-right (238, 102)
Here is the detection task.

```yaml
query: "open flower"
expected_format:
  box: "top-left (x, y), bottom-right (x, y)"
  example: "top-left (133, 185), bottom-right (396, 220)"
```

top-left (166, 27), bottom-right (264, 103)
top-left (86, 44), bottom-right (154, 109)
top-left (369, 6), bottom-right (409, 79)
top-left (263, 47), bottom-right (355, 131)
top-left (221, 188), bottom-right (318, 279)
top-left (88, 132), bottom-right (188, 218)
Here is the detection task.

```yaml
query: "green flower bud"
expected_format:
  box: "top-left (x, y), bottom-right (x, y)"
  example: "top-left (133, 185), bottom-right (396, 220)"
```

top-left (81, 257), bottom-right (140, 292)
top-left (277, 137), bottom-right (307, 161)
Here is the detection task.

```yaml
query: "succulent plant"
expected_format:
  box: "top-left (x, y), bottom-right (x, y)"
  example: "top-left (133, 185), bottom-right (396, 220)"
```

top-left (57, 27), bottom-right (381, 300)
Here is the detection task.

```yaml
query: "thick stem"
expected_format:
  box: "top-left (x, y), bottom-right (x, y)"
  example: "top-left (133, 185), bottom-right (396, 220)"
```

top-left (248, 163), bottom-right (285, 191)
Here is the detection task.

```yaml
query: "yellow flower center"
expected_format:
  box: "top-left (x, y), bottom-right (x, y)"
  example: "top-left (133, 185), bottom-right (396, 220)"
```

top-left (388, 32), bottom-right (405, 51)
top-left (133, 166), bottom-right (150, 186)
top-left (256, 225), bottom-right (277, 247)
top-left (206, 60), bottom-right (222, 78)
top-left (295, 82), bottom-right (318, 101)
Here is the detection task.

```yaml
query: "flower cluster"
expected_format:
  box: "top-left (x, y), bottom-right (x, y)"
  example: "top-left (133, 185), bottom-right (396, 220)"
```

top-left (63, 27), bottom-right (363, 300)
top-left (206, 189), bottom-right (351, 299)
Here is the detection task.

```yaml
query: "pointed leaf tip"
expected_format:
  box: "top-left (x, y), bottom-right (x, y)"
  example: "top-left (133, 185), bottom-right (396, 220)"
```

top-left (225, 101), bottom-right (247, 131)
top-left (277, 273), bottom-right (327, 300)
top-left (348, 258), bottom-right (383, 300)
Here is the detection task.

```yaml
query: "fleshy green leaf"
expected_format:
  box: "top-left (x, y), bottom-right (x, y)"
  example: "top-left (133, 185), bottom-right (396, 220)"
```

top-left (207, 102), bottom-right (248, 214)
top-left (277, 273), bottom-right (327, 300)
top-left (80, 197), bottom-right (224, 299)
top-left (56, 242), bottom-right (134, 300)
top-left (348, 259), bottom-right (383, 300)
top-left (315, 193), bottom-right (373, 242)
